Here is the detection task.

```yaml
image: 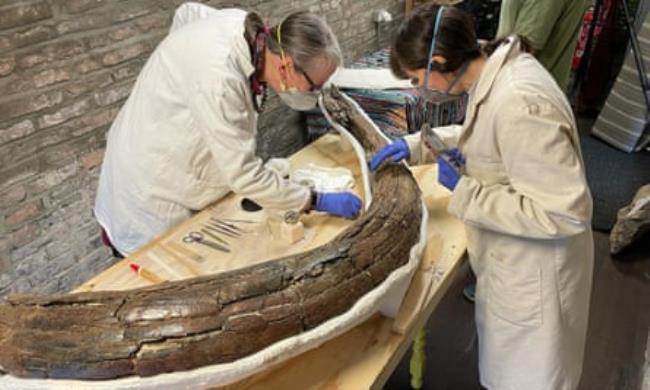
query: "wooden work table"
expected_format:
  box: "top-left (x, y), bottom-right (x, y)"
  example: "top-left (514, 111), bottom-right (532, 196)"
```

top-left (75, 133), bottom-right (467, 389)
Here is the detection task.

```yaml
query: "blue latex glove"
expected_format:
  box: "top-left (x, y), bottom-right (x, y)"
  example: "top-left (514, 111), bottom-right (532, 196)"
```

top-left (369, 139), bottom-right (410, 171)
top-left (315, 192), bottom-right (362, 219)
top-left (438, 148), bottom-right (465, 191)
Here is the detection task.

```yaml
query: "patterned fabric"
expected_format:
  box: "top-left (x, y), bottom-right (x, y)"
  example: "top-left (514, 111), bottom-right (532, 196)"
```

top-left (308, 48), bottom-right (467, 140)
top-left (591, 6), bottom-right (650, 152)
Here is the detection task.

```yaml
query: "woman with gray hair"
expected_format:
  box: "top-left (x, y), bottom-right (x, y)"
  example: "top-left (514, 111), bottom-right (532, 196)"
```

top-left (94, 4), bottom-right (361, 257)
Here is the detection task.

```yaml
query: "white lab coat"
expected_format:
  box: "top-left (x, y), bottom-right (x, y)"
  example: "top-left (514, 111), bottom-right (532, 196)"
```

top-left (407, 37), bottom-right (594, 390)
top-left (95, 5), bottom-right (310, 255)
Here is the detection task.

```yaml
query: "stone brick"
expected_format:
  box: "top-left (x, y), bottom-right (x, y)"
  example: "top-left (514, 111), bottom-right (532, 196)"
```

top-left (87, 33), bottom-right (114, 50)
top-left (0, 90), bottom-right (63, 122)
top-left (0, 273), bottom-right (11, 291)
top-left (0, 126), bottom-right (75, 168)
top-left (135, 13), bottom-right (170, 32)
top-left (27, 161), bottom-right (79, 194)
top-left (0, 2), bottom-right (52, 30)
top-left (0, 56), bottom-right (15, 77)
top-left (0, 237), bottom-right (9, 256)
top-left (112, 3), bottom-right (152, 23)
top-left (0, 73), bottom-right (33, 96)
top-left (70, 107), bottom-right (118, 137)
top-left (64, 73), bottom-right (113, 97)
top-left (43, 133), bottom-right (101, 166)
top-left (43, 180), bottom-right (83, 210)
top-left (80, 148), bottom-right (105, 170)
top-left (0, 120), bottom-right (35, 144)
top-left (9, 24), bottom-right (58, 50)
top-left (0, 185), bottom-right (26, 209)
top-left (56, 14), bottom-right (109, 35)
top-left (18, 39), bottom-right (86, 70)
top-left (0, 36), bottom-right (10, 52)
top-left (109, 25), bottom-right (139, 42)
top-left (38, 98), bottom-right (91, 129)
top-left (6, 201), bottom-right (41, 227)
top-left (0, 158), bottom-right (39, 192)
top-left (33, 68), bottom-right (70, 88)
top-left (94, 83), bottom-right (132, 107)
top-left (47, 248), bottom-right (114, 292)
top-left (75, 57), bottom-right (102, 74)
top-left (111, 59), bottom-right (146, 81)
top-left (63, 0), bottom-right (107, 14)
top-left (101, 42), bottom-right (149, 66)
top-left (15, 249), bottom-right (49, 280)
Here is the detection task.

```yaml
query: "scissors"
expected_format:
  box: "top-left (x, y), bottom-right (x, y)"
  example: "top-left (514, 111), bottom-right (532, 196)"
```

top-left (182, 231), bottom-right (230, 253)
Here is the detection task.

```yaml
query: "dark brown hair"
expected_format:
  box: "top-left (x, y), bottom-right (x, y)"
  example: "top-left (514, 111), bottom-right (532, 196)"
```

top-left (244, 12), bottom-right (264, 47)
top-left (390, 4), bottom-right (481, 79)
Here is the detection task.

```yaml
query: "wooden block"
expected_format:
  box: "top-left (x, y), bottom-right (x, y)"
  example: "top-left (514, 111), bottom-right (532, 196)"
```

top-left (267, 214), bottom-right (305, 245)
top-left (280, 221), bottom-right (305, 244)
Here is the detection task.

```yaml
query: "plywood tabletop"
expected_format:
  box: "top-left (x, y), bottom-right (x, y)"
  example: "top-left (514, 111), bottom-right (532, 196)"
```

top-left (74, 133), bottom-right (467, 389)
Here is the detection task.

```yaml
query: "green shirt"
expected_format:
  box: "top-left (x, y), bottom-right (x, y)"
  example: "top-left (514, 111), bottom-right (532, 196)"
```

top-left (496, 0), bottom-right (588, 91)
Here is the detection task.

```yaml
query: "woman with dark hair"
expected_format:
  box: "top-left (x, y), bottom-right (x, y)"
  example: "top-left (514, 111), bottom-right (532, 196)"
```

top-left (370, 4), bottom-right (593, 390)
top-left (95, 4), bottom-right (361, 256)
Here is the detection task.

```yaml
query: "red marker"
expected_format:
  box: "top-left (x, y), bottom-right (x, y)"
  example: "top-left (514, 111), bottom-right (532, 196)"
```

top-left (129, 262), bottom-right (164, 284)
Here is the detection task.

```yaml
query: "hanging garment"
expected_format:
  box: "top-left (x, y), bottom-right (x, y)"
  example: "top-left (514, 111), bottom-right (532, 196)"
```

top-left (592, 9), bottom-right (650, 152)
top-left (496, 0), bottom-right (588, 90)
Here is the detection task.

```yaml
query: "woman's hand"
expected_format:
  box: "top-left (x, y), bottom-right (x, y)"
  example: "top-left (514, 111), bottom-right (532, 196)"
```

top-left (369, 139), bottom-right (410, 171)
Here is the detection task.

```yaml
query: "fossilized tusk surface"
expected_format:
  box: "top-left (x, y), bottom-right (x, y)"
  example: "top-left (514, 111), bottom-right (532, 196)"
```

top-left (0, 87), bottom-right (426, 389)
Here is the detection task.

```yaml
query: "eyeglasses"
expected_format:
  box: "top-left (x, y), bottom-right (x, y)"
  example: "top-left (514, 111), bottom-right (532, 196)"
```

top-left (296, 66), bottom-right (319, 92)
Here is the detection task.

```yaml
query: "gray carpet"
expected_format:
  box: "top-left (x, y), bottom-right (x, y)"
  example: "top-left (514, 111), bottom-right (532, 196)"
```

top-left (577, 116), bottom-right (650, 232)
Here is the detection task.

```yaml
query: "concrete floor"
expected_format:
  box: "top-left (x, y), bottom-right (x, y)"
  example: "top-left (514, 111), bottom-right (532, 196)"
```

top-left (386, 231), bottom-right (650, 390)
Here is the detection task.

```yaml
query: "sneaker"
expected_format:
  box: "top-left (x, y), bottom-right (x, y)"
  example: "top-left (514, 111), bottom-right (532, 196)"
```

top-left (462, 283), bottom-right (476, 303)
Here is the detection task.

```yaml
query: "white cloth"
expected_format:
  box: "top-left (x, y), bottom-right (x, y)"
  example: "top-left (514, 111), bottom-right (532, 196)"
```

top-left (330, 68), bottom-right (413, 90)
top-left (291, 164), bottom-right (355, 192)
top-left (408, 37), bottom-right (594, 390)
top-left (94, 6), bottom-right (310, 255)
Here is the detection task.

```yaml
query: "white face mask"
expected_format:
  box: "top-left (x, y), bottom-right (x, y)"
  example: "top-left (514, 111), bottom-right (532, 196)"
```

top-left (275, 20), bottom-right (321, 111)
top-left (278, 89), bottom-right (319, 111)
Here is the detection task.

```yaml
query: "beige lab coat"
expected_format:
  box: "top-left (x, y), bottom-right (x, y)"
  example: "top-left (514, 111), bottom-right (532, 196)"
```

top-left (407, 36), bottom-right (594, 390)
top-left (94, 6), bottom-right (310, 255)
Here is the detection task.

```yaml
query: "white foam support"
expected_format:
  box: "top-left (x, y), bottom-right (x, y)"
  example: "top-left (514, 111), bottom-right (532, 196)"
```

top-left (318, 92), bottom-right (393, 212)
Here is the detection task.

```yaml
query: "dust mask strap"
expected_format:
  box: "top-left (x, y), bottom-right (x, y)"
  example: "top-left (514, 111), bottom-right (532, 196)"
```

top-left (277, 19), bottom-right (291, 91)
top-left (423, 6), bottom-right (445, 90)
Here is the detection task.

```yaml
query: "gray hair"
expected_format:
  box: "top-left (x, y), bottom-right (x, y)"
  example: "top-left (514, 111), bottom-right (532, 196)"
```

top-left (267, 11), bottom-right (342, 74)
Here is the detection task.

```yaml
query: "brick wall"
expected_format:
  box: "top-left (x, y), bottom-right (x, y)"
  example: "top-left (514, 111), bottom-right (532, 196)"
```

top-left (0, 0), bottom-right (403, 297)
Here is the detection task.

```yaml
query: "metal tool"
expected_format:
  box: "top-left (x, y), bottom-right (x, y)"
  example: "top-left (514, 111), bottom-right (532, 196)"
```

top-left (210, 217), bottom-right (245, 231)
top-left (284, 210), bottom-right (300, 225)
top-left (200, 228), bottom-right (229, 245)
top-left (182, 231), bottom-right (230, 253)
top-left (420, 123), bottom-right (465, 175)
top-left (210, 218), bottom-right (247, 235)
top-left (220, 218), bottom-right (256, 224)
top-left (204, 224), bottom-right (240, 239)
top-left (421, 122), bottom-right (448, 155)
